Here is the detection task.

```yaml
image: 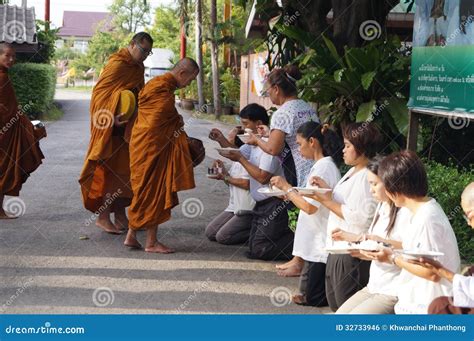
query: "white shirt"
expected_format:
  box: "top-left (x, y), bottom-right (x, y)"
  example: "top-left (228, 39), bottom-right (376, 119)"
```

top-left (326, 167), bottom-right (376, 247)
top-left (366, 203), bottom-right (412, 296)
top-left (293, 157), bottom-right (341, 263)
top-left (453, 274), bottom-right (474, 308)
top-left (270, 99), bottom-right (319, 187)
top-left (240, 143), bottom-right (285, 203)
top-left (225, 162), bottom-right (255, 214)
top-left (395, 198), bottom-right (461, 314)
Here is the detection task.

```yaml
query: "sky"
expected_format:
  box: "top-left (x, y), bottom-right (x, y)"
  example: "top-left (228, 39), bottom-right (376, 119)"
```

top-left (9, 0), bottom-right (175, 28)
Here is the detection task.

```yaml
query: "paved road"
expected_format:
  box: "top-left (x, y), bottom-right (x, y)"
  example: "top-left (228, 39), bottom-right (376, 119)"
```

top-left (0, 89), bottom-right (330, 314)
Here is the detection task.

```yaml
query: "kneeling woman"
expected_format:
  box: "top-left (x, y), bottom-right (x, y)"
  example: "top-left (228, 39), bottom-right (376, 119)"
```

top-left (270, 121), bottom-right (342, 306)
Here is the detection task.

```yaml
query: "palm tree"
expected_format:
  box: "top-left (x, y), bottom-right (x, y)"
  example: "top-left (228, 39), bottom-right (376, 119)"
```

top-left (195, 0), bottom-right (205, 109)
top-left (210, 0), bottom-right (221, 117)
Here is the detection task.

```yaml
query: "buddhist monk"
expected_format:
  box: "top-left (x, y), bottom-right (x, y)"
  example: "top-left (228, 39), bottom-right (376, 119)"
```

top-left (124, 58), bottom-right (199, 253)
top-left (0, 43), bottom-right (45, 218)
top-left (78, 32), bottom-right (153, 234)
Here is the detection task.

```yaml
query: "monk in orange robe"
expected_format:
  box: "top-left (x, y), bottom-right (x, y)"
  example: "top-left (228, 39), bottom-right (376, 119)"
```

top-left (124, 58), bottom-right (200, 253)
top-left (0, 43), bottom-right (45, 218)
top-left (78, 32), bottom-right (153, 234)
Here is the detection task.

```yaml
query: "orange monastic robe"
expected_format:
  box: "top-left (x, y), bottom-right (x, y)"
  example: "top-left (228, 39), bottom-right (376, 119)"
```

top-left (0, 66), bottom-right (44, 196)
top-left (79, 48), bottom-right (144, 213)
top-left (128, 73), bottom-right (195, 230)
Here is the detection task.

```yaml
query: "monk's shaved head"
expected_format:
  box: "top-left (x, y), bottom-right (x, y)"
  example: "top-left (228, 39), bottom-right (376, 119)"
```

top-left (462, 182), bottom-right (474, 207)
top-left (0, 43), bottom-right (14, 55)
top-left (173, 58), bottom-right (200, 73)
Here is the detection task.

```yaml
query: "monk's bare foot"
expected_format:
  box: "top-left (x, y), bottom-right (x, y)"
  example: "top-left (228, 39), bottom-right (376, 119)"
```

top-left (0, 211), bottom-right (17, 219)
top-left (277, 263), bottom-right (303, 277)
top-left (114, 214), bottom-right (129, 232)
top-left (276, 258), bottom-right (298, 270)
top-left (145, 242), bottom-right (175, 254)
top-left (95, 218), bottom-right (123, 235)
top-left (292, 294), bottom-right (307, 305)
top-left (124, 234), bottom-right (142, 249)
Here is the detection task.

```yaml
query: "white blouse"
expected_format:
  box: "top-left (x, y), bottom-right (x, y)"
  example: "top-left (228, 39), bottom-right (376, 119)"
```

top-left (453, 274), bottom-right (474, 308)
top-left (395, 198), bottom-right (461, 314)
top-left (292, 157), bottom-right (341, 263)
top-left (326, 167), bottom-right (376, 247)
top-left (366, 202), bottom-right (412, 296)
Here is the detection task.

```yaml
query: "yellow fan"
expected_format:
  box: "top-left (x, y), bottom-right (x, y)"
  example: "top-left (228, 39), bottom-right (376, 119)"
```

top-left (117, 90), bottom-right (136, 121)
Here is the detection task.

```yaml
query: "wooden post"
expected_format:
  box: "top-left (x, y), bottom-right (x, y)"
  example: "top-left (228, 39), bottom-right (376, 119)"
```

top-left (45, 0), bottom-right (50, 31)
top-left (407, 109), bottom-right (420, 151)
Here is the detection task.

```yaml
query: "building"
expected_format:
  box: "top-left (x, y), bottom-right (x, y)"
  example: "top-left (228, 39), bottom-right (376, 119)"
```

top-left (0, 2), bottom-right (38, 56)
top-left (56, 11), bottom-right (112, 54)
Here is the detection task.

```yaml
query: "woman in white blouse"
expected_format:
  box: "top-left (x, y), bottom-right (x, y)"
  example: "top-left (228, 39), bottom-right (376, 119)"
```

top-left (333, 155), bottom-right (412, 314)
top-left (361, 150), bottom-right (461, 314)
top-left (307, 122), bottom-right (381, 311)
top-left (246, 65), bottom-right (319, 277)
top-left (269, 121), bottom-right (342, 306)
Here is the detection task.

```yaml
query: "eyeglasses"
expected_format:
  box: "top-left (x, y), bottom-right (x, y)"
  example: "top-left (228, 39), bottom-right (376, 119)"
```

top-left (134, 41), bottom-right (153, 56)
top-left (261, 84), bottom-right (274, 97)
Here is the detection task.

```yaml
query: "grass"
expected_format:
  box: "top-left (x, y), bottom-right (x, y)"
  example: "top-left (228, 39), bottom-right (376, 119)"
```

top-left (42, 103), bottom-right (64, 121)
top-left (62, 85), bottom-right (94, 92)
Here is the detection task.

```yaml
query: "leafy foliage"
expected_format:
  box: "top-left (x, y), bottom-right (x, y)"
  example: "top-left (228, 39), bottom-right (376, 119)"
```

top-left (296, 35), bottom-right (411, 149)
top-left (424, 160), bottom-right (474, 262)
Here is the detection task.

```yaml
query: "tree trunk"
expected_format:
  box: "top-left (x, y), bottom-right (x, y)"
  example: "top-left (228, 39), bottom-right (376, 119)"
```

top-left (195, 0), bottom-right (205, 109)
top-left (210, 0), bottom-right (221, 117)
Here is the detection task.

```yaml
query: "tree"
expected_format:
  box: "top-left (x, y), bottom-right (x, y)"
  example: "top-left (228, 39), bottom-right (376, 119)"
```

top-left (109, 0), bottom-right (151, 34)
top-left (195, 0), bottom-right (205, 108)
top-left (210, 0), bottom-right (222, 116)
top-left (148, 5), bottom-right (181, 55)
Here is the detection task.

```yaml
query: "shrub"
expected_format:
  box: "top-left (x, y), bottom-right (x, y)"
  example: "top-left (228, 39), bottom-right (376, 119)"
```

top-left (424, 160), bottom-right (474, 263)
top-left (9, 63), bottom-right (56, 119)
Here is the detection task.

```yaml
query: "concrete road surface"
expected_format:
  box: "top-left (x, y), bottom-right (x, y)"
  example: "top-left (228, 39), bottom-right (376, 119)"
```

top-left (0, 89), bottom-right (330, 314)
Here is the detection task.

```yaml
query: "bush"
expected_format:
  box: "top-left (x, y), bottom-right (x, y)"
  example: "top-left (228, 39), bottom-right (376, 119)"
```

top-left (9, 63), bottom-right (56, 119)
top-left (425, 160), bottom-right (474, 263)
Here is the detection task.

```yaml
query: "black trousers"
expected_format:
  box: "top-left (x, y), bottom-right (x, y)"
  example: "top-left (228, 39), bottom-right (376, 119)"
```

top-left (299, 261), bottom-right (328, 307)
top-left (247, 197), bottom-right (294, 261)
top-left (325, 254), bottom-right (371, 312)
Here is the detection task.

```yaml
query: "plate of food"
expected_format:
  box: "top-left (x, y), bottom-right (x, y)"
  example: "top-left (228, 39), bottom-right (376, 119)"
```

top-left (400, 250), bottom-right (444, 260)
top-left (257, 186), bottom-right (286, 197)
top-left (293, 187), bottom-right (332, 195)
top-left (216, 147), bottom-right (240, 157)
top-left (237, 134), bottom-right (261, 144)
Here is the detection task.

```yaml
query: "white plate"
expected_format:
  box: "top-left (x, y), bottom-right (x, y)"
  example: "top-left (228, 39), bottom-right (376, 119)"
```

top-left (257, 187), bottom-right (286, 197)
top-left (206, 174), bottom-right (220, 179)
top-left (216, 147), bottom-right (241, 157)
top-left (324, 246), bottom-right (351, 255)
top-left (294, 187), bottom-right (332, 195)
top-left (401, 250), bottom-right (444, 259)
top-left (237, 134), bottom-right (261, 144)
